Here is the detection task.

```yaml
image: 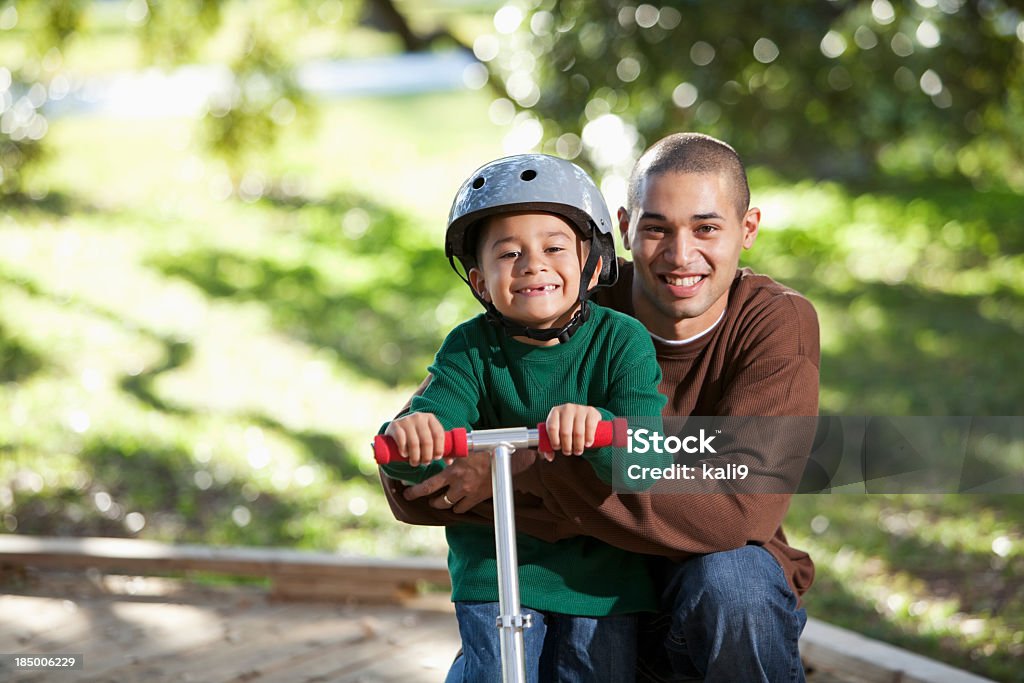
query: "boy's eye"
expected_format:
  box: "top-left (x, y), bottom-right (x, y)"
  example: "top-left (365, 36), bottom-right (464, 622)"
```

top-left (696, 224), bottom-right (718, 234)
top-left (498, 251), bottom-right (520, 259)
top-left (545, 246), bottom-right (565, 253)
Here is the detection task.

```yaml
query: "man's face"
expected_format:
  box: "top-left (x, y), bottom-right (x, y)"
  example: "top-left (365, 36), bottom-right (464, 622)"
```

top-left (620, 171), bottom-right (760, 340)
top-left (469, 212), bottom-right (598, 341)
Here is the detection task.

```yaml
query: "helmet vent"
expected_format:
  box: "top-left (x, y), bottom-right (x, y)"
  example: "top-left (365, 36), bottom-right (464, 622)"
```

top-left (520, 169), bottom-right (537, 181)
top-left (472, 176), bottom-right (486, 189)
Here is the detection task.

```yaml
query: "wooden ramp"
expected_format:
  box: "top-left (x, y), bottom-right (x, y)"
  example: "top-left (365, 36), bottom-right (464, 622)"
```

top-left (0, 573), bottom-right (459, 683)
top-left (0, 535), bottom-right (995, 683)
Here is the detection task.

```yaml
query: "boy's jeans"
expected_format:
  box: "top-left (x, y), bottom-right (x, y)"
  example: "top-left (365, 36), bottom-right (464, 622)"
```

top-left (445, 601), bottom-right (637, 683)
top-left (638, 545), bottom-right (807, 683)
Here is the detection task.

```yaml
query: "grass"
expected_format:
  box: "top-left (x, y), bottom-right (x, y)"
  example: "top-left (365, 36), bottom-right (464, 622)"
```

top-left (1, 85), bottom-right (1023, 683)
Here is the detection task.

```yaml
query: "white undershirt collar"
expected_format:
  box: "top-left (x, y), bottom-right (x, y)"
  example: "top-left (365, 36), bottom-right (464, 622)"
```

top-left (648, 310), bottom-right (726, 346)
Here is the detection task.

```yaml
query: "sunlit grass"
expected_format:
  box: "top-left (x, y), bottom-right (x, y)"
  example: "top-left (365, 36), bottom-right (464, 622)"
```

top-left (787, 495), bottom-right (1023, 680)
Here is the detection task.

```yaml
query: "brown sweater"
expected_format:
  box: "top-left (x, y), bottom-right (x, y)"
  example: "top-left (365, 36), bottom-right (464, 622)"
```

top-left (379, 264), bottom-right (819, 597)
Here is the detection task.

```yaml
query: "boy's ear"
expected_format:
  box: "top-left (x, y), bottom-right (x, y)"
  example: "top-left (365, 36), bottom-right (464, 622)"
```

top-left (468, 267), bottom-right (490, 302)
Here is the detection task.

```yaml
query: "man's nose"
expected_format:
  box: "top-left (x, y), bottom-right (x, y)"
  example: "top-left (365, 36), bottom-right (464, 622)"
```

top-left (664, 233), bottom-right (695, 266)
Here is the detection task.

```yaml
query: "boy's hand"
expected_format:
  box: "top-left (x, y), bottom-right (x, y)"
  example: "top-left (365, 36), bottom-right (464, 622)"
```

top-left (545, 404), bottom-right (602, 457)
top-left (384, 413), bottom-right (446, 467)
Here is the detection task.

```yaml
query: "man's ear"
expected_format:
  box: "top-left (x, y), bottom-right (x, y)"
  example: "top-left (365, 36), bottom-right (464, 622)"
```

top-left (741, 207), bottom-right (761, 250)
top-left (468, 267), bottom-right (490, 301)
top-left (617, 207), bottom-right (632, 251)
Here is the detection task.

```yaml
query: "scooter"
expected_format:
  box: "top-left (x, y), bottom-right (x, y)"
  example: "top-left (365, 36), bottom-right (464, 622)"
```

top-left (374, 418), bottom-right (629, 683)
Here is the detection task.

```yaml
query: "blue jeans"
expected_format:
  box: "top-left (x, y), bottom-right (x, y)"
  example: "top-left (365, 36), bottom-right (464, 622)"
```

top-left (445, 601), bottom-right (638, 683)
top-left (637, 546), bottom-right (807, 683)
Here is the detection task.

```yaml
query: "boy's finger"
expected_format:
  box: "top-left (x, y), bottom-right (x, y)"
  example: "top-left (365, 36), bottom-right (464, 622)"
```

top-left (574, 424), bottom-right (586, 454)
top-left (546, 411), bottom-right (562, 451)
top-left (560, 418), bottom-right (575, 455)
top-left (394, 427), bottom-right (414, 466)
top-left (414, 420), bottom-right (436, 463)
top-left (429, 418), bottom-right (446, 460)
top-left (584, 410), bottom-right (600, 448)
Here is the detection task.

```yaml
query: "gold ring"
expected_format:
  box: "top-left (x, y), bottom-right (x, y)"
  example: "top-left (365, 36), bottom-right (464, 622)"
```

top-left (442, 493), bottom-right (454, 506)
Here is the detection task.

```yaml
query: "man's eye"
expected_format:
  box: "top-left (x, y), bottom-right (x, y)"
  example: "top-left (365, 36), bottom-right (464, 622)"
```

top-left (643, 225), bottom-right (667, 234)
top-left (696, 225), bottom-right (718, 234)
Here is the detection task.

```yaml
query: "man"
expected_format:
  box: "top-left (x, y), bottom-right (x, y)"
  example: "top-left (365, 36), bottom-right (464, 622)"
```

top-left (381, 133), bottom-right (819, 682)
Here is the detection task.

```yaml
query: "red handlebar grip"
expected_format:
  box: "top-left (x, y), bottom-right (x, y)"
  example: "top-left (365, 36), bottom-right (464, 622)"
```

top-left (374, 428), bottom-right (469, 465)
top-left (536, 418), bottom-right (628, 453)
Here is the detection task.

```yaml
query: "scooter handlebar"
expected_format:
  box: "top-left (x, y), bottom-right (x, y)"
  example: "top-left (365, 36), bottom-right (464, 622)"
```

top-left (534, 418), bottom-right (628, 454)
top-left (373, 418), bottom-right (628, 465)
top-left (373, 428), bottom-right (469, 465)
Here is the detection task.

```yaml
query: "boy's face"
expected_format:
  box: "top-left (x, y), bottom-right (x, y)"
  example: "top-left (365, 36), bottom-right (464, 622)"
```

top-left (469, 212), bottom-right (600, 335)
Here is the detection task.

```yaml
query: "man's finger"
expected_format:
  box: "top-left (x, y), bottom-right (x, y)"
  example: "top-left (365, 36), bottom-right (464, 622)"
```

top-left (403, 469), bottom-right (455, 499)
top-left (453, 494), bottom-right (482, 514)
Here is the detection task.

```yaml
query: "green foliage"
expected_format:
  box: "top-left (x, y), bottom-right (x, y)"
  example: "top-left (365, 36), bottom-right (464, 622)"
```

top-left (743, 174), bottom-right (1024, 414)
top-left (137, 0), bottom-right (223, 64)
top-left (202, 26), bottom-right (313, 188)
top-left (493, 0), bottom-right (1024, 188)
top-left (4, 0), bottom-right (88, 53)
top-left (0, 95), bottom-right (47, 196)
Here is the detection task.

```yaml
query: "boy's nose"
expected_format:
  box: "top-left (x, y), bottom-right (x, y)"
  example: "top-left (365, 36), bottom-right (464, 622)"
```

top-left (518, 252), bottom-right (547, 274)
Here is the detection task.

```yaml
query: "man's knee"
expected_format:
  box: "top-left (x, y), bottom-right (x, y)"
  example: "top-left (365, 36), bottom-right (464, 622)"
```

top-left (666, 546), bottom-right (794, 624)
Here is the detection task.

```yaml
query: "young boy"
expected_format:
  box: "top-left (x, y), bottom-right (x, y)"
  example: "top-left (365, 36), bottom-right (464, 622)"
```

top-left (380, 154), bottom-right (665, 682)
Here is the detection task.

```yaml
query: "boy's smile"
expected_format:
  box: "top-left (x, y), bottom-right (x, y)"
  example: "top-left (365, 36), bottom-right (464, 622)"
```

top-left (469, 212), bottom-right (599, 344)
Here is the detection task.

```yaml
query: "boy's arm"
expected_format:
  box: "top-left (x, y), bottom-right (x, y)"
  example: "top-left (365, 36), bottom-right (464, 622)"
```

top-left (379, 329), bottom-right (482, 485)
top-left (579, 322), bottom-right (667, 487)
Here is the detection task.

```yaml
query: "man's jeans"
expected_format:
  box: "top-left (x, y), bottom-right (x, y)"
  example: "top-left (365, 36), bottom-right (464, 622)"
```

top-left (638, 546), bottom-right (807, 683)
top-left (445, 601), bottom-right (638, 683)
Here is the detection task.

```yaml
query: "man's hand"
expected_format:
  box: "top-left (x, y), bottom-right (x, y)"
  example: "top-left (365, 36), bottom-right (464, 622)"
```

top-left (403, 449), bottom-right (541, 513)
top-left (404, 452), bottom-right (492, 513)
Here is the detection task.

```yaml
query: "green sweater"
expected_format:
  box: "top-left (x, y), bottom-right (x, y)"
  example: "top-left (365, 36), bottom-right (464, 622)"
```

top-left (382, 304), bottom-right (666, 615)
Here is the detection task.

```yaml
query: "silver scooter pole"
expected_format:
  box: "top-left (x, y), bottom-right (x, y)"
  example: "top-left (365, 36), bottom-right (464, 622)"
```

top-left (375, 419), bottom-right (628, 683)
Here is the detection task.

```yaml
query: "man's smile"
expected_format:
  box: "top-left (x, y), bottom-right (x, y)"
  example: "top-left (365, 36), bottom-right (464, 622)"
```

top-left (659, 273), bottom-right (707, 296)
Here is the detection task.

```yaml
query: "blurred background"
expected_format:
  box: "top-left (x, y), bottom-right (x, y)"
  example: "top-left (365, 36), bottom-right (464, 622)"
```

top-left (0, 0), bottom-right (1021, 679)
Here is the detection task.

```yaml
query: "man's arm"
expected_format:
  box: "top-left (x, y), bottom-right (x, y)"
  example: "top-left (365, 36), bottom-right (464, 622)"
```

top-left (511, 291), bottom-right (821, 555)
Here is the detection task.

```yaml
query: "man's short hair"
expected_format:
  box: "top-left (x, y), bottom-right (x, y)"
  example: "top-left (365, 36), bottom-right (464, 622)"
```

top-left (627, 133), bottom-right (750, 220)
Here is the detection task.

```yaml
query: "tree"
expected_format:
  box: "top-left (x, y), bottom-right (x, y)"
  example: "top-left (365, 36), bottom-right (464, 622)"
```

top-left (483, 0), bottom-right (1024, 189)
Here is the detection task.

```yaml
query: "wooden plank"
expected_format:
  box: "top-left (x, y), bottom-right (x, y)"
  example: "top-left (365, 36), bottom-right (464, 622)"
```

top-left (0, 534), bottom-right (450, 604)
top-left (0, 534), bottom-right (448, 579)
top-left (83, 602), bottom-right (314, 683)
top-left (801, 618), bottom-right (996, 683)
top-left (115, 604), bottom-right (381, 682)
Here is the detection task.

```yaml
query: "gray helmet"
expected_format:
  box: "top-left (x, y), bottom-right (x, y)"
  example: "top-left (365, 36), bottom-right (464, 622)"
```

top-left (445, 154), bottom-right (617, 287)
